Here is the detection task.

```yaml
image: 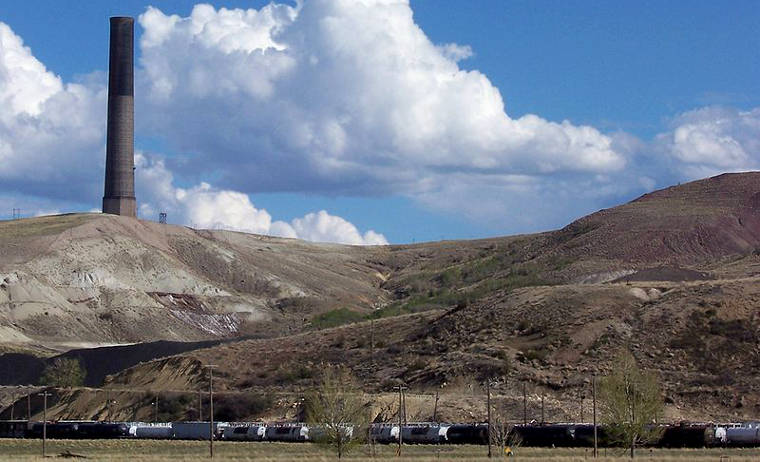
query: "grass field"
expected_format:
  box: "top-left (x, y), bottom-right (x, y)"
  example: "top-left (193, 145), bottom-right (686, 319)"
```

top-left (1, 440), bottom-right (760, 461)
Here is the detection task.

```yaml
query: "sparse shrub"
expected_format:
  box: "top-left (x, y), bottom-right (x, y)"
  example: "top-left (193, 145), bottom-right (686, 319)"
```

top-left (386, 344), bottom-right (402, 355)
top-left (275, 363), bottom-right (315, 384)
top-left (523, 348), bottom-right (548, 363)
top-left (157, 394), bottom-right (193, 421)
top-left (214, 393), bottom-right (274, 421)
top-left (332, 334), bottom-right (346, 348)
top-left (406, 356), bottom-right (428, 373)
top-left (311, 308), bottom-right (364, 329)
top-left (475, 358), bottom-right (510, 380)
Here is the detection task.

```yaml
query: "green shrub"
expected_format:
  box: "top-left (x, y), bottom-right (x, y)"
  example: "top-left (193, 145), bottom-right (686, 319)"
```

top-left (39, 358), bottom-right (86, 387)
top-left (310, 308), bottom-right (364, 329)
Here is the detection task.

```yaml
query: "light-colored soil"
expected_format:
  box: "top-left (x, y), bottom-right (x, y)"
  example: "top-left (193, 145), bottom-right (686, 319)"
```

top-left (0, 213), bottom-right (390, 351)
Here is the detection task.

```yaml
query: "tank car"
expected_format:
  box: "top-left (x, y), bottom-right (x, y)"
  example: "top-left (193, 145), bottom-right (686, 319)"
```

top-left (369, 423), bottom-right (398, 444)
top-left (129, 423), bottom-right (173, 439)
top-left (401, 423), bottom-right (449, 444)
top-left (265, 423), bottom-right (309, 442)
top-left (725, 423), bottom-right (760, 447)
top-left (76, 422), bottom-right (129, 439)
top-left (0, 420), bottom-right (29, 438)
top-left (444, 424), bottom-right (488, 445)
top-left (27, 422), bottom-right (80, 439)
top-left (223, 424), bottom-right (267, 441)
top-left (657, 423), bottom-right (712, 448)
top-left (512, 424), bottom-right (577, 447)
top-left (172, 421), bottom-right (228, 440)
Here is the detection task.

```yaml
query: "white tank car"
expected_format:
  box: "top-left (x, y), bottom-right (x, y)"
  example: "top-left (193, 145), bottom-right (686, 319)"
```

top-left (309, 425), bottom-right (354, 441)
top-left (369, 424), bottom-right (399, 443)
top-left (401, 424), bottom-right (449, 444)
top-left (223, 424), bottom-right (267, 441)
top-left (265, 424), bottom-right (309, 442)
top-left (129, 423), bottom-right (173, 439)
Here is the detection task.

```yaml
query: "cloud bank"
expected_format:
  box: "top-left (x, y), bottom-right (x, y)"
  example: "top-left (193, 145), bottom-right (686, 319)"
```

top-left (0, 0), bottom-right (758, 240)
top-left (138, 1), bottom-right (625, 199)
top-left (136, 154), bottom-right (387, 245)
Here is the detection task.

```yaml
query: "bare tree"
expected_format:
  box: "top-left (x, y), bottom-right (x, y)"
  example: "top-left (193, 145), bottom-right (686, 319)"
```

top-left (490, 409), bottom-right (520, 458)
top-left (599, 350), bottom-right (663, 458)
top-left (305, 365), bottom-right (370, 459)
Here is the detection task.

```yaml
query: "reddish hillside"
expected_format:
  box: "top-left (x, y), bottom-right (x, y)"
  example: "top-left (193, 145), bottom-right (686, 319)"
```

top-left (554, 172), bottom-right (760, 264)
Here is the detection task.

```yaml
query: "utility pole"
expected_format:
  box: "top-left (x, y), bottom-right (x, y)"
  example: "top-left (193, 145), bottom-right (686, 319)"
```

top-left (630, 382), bottom-right (635, 459)
top-left (394, 385), bottom-right (407, 457)
top-left (522, 382), bottom-right (527, 425)
top-left (39, 391), bottom-right (51, 458)
top-left (592, 376), bottom-right (598, 458)
top-left (540, 392), bottom-right (545, 425)
top-left (151, 396), bottom-right (159, 423)
top-left (402, 388), bottom-right (407, 425)
top-left (432, 390), bottom-right (439, 422)
top-left (580, 390), bottom-right (585, 423)
top-left (205, 365), bottom-right (218, 459)
top-left (198, 390), bottom-right (203, 421)
top-left (486, 381), bottom-right (492, 458)
top-left (370, 318), bottom-right (375, 359)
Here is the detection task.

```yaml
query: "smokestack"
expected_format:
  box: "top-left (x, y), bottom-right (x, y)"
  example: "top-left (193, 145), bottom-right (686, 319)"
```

top-left (102, 17), bottom-right (136, 217)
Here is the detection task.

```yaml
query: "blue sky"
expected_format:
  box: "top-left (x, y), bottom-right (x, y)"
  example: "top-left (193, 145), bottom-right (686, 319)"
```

top-left (0, 1), bottom-right (758, 243)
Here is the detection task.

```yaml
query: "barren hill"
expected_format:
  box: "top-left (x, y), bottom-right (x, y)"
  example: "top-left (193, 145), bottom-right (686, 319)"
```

top-left (3, 172), bottom-right (760, 422)
top-left (0, 213), bottom-right (389, 352)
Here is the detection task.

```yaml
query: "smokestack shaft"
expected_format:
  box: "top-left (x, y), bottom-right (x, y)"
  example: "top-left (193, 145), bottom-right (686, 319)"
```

top-left (103, 17), bottom-right (136, 217)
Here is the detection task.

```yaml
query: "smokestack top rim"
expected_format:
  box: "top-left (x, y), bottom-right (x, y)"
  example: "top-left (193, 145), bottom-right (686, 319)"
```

top-left (109, 16), bottom-right (134, 22)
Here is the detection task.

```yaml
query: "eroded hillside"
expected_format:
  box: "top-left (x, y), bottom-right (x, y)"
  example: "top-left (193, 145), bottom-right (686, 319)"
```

top-left (0, 213), bottom-right (390, 351)
top-left (3, 172), bottom-right (760, 422)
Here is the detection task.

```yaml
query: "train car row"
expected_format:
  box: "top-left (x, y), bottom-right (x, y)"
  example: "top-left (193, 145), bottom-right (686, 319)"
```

top-left (2, 420), bottom-right (760, 447)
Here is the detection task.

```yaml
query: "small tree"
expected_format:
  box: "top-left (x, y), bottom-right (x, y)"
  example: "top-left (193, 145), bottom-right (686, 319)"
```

top-left (599, 350), bottom-right (663, 458)
top-left (490, 408), bottom-right (520, 457)
top-left (305, 365), bottom-right (369, 459)
top-left (39, 358), bottom-right (86, 387)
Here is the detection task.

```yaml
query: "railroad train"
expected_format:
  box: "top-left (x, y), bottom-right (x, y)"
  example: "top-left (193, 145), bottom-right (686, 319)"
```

top-left (2, 420), bottom-right (760, 447)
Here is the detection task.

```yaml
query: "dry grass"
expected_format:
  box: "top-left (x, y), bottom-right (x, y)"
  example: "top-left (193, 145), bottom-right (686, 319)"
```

top-left (0, 440), bottom-right (758, 461)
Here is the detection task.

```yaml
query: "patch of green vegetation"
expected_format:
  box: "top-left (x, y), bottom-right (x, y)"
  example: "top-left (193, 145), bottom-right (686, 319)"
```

top-left (309, 308), bottom-right (365, 329)
top-left (550, 255), bottom-right (576, 271)
top-left (274, 362), bottom-right (316, 383)
top-left (372, 262), bottom-right (548, 322)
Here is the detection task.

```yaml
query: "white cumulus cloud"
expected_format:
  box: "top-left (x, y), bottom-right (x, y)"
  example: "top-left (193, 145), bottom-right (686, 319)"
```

top-left (659, 106), bottom-right (760, 179)
top-left (136, 1), bottom-right (625, 200)
top-left (136, 153), bottom-right (387, 245)
top-left (0, 22), bottom-right (106, 201)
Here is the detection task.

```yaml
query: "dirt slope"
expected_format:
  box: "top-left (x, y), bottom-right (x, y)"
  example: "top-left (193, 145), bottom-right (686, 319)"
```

top-left (3, 172), bottom-right (760, 422)
top-left (0, 213), bottom-right (389, 351)
top-left (64, 172), bottom-right (760, 423)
